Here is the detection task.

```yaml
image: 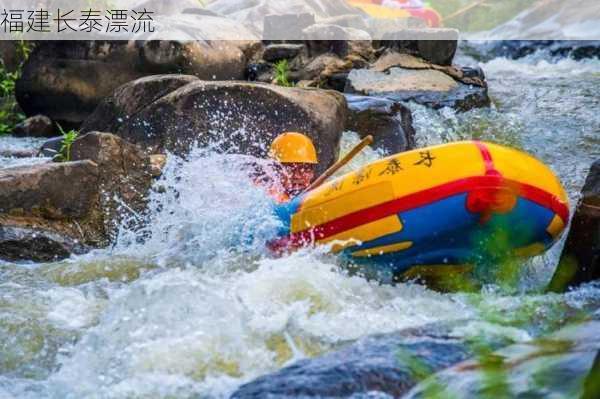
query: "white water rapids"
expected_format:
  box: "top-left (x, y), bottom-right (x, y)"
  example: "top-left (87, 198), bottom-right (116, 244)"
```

top-left (1, 52), bottom-right (600, 398)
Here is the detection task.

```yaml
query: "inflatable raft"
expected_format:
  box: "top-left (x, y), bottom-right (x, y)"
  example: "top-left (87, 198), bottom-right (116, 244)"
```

top-left (269, 141), bottom-right (569, 275)
top-left (348, 0), bottom-right (442, 27)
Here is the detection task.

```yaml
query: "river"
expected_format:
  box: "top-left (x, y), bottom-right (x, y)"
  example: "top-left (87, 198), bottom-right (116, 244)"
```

top-left (1, 48), bottom-right (600, 398)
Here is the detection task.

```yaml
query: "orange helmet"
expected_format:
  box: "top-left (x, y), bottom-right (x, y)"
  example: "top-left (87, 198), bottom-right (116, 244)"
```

top-left (269, 132), bottom-right (318, 164)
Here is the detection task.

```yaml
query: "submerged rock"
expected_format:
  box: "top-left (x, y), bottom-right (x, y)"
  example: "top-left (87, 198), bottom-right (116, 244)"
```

top-left (12, 115), bottom-right (55, 138)
top-left (549, 159), bottom-right (600, 292)
top-left (405, 320), bottom-right (600, 399)
top-left (81, 75), bottom-right (347, 174)
top-left (0, 132), bottom-right (154, 261)
top-left (345, 94), bottom-right (415, 154)
top-left (232, 323), bottom-right (504, 399)
top-left (0, 225), bottom-right (87, 263)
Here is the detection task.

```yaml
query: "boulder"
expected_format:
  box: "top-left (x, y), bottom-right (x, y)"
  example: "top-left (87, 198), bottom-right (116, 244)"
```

top-left (70, 132), bottom-right (153, 228)
top-left (302, 24), bottom-right (373, 58)
top-left (346, 94), bottom-right (415, 154)
top-left (231, 322), bottom-right (503, 398)
top-left (16, 20), bottom-right (260, 127)
top-left (548, 160), bottom-right (600, 292)
top-left (81, 76), bottom-right (348, 174)
top-left (0, 132), bottom-right (154, 261)
top-left (345, 67), bottom-right (490, 111)
top-left (0, 225), bottom-right (87, 263)
top-left (405, 320), bottom-right (600, 399)
top-left (262, 44), bottom-right (305, 63)
top-left (380, 29), bottom-right (460, 66)
top-left (12, 115), bottom-right (55, 138)
top-left (0, 161), bottom-right (99, 220)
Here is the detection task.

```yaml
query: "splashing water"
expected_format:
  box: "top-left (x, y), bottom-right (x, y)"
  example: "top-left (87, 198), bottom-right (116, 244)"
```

top-left (2, 52), bottom-right (600, 398)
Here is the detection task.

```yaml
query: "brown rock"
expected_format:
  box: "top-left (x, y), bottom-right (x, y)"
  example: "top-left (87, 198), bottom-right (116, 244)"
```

top-left (149, 154), bottom-right (167, 177)
top-left (0, 161), bottom-right (99, 220)
top-left (371, 52), bottom-right (430, 72)
top-left (70, 132), bottom-right (154, 235)
top-left (380, 28), bottom-right (459, 66)
top-left (16, 29), bottom-right (260, 127)
top-left (1, 132), bottom-right (155, 261)
top-left (12, 114), bottom-right (55, 137)
top-left (549, 160), bottom-right (600, 292)
top-left (81, 76), bottom-right (348, 175)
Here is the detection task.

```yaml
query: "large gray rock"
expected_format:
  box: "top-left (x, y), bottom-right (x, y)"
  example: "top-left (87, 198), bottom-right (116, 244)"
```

top-left (549, 160), bottom-right (600, 292)
top-left (231, 322), bottom-right (504, 398)
top-left (405, 320), bottom-right (600, 399)
top-left (380, 29), bottom-right (460, 66)
top-left (16, 19), bottom-right (260, 127)
top-left (0, 132), bottom-right (154, 261)
top-left (346, 94), bottom-right (415, 154)
top-left (81, 75), bottom-right (348, 174)
top-left (345, 67), bottom-right (490, 111)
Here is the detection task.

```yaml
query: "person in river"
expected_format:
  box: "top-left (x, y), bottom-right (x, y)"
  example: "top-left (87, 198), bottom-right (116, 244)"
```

top-left (258, 132), bottom-right (318, 203)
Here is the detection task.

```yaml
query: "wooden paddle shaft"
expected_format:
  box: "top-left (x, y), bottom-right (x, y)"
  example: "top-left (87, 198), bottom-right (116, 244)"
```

top-left (304, 135), bottom-right (374, 193)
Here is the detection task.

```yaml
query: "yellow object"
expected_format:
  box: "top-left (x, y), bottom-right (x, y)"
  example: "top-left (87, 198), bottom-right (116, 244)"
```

top-left (348, 0), bottom-right (411, 19)
top-left (269, 132), bottom-right (318, 164)
top-left (352, 241), bottom-right (413, 258)
top-left (546, 215), bottom-right (566, 238)
top-left (323, 215), bottom-right (403, 253)
top-left (268, 141), bottom-right (570, 270)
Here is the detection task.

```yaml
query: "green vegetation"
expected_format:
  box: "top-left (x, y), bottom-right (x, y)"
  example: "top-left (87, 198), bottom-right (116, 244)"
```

top-left (0, 40), bottom-right (33, 135)
top-left (427, 0), bottom-right (530, 32)
top-left (54, 125), bottom-right (79, 162)
top-left (274, 59), bottom-right (294, 87)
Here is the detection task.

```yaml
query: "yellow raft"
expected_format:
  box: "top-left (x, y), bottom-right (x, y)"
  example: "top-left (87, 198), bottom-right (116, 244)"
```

top-left (270, 141), bottom-right (569, 274)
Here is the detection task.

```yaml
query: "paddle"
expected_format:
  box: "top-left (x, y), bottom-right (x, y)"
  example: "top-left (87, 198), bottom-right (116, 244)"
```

top-left (303, 135), bottom-right (374, 193)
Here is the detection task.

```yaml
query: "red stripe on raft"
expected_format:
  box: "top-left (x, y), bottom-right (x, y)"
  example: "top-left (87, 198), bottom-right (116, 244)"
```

top-left (473, 140), bottom-right (501, 177)
top-left (269, 176), bottom-right (570, 252)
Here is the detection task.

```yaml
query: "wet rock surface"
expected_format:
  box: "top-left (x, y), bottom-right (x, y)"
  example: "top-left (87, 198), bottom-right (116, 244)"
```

top-left (345, 95), bottom-right (415, 154)
top-left (16, 33), bottom-right (260, 127)
top-left (0, 161), bottom-right (99, 220)
top-left (549, 159), bottom-right (600, 291)
top-left (81, 76), bottom-right (347, 174)
top-left (12, 115), bottom-right (55, 138)
top-left (467, 40), bottom-right (600, 61)
top-left (380, 29), bottom-right (459, 66)
top-left (405, 320), bottom-right (600, 399)
top-left (0, 132), bottom-right (154, 261)
top-left (0, 225), bottom-right (87, 263)
top-left (345, 67), bottom-right (489, 111)
top-left (232, 322), bottom-right (504, 399)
